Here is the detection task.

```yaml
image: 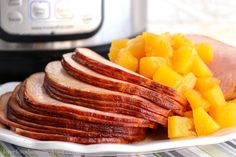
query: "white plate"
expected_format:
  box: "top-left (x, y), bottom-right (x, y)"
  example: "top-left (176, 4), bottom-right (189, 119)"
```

top-left (0, 82), bottom-right (236, 154)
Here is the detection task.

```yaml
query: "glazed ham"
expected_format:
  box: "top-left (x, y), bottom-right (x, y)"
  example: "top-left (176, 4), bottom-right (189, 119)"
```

top-left (73, 48), bottom-right (187, 105)
top-left (62, 53), bottom-right (186, 114)
top-left (187, 35), bottom-right (236, 100)
top-left (0, 47), bottom-right (192, 144)
top-left (45, 61), bottom-right (172, 124)
top-left (24, 73), bottom-right (155, 128)
top-left (0, 94), bottom-right (142, 143)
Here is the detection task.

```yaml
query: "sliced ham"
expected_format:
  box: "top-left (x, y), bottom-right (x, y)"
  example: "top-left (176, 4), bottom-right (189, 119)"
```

top-left (14, 128), bottom-right (127, 144)
top-left (23, 73), bottom-right (156, 128)
top-left (0, 93), bottom-right (129, 144)
top-left (8, 86), bottom-right (147, 140)
top-left (44, 82), bottom-right (168, 125)
top-left (2, 93), bottom-right (145, 140)
top-left (187, 35), bottom-right (236, 100)
top-left (45, 61), bottom-right (180, 119)
top-left (44, 62), bottom-right (173, 125)
top-left (73, 48), bottom-right (187, 105)
top-left (62, 53), bottom-right (186, 113)
top-left (0, 46), bottom-right (198, 144)
top-left (0, 93), bottom-right (131, 143)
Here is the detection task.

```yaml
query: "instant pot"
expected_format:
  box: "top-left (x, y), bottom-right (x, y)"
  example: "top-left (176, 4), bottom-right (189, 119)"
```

top-left (0, 0), bottom-right (147, 82)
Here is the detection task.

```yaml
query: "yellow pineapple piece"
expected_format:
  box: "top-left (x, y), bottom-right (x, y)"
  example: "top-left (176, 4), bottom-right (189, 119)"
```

top-left (210, 102), bottom-right (236, 128)
top-left (127, 35), bottom-right (145, 59)
top-left (195, 42), bottom-right (213, 64)
top-left (184, 89), bottom-right (210, 111)
top-left (115, 49), bottom-right (138, 72)
top-left (193, 108), bottom-right (220, 136)
top-left (109, 39), bottom-right (129, 62)
top-left (202, 85), bottom-right (226, 107)
top-left (195, 77), bottom-right (220, 92)
top-left (139, 57), bottom-right (166, 78)
top-left (168, 116), bottom-right (196, 139)
top-left (143, 32), bottom-right (173, 58)
top-left (177, 72), bottom-right (197, 93)
top-left (172, 33), bottom-right (193, 50)
top-left (172, 46), bottom-right (197, 74)
top-left (191, 57), bottom-right (213, 77)
top-left (153, 66), bottom-right (183, 89)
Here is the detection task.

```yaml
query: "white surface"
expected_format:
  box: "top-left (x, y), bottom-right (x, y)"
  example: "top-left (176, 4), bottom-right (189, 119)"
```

top-left (0, 82), bottom-right (236, 154)
top-left (147, 0), bottom-right (236, 47)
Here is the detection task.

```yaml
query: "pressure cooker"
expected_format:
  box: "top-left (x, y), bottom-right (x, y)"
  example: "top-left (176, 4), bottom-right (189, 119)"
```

top-left (0, 0), bottom-right (147, 82)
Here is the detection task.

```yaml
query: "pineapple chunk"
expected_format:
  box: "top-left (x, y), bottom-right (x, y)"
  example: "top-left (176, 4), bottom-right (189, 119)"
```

top-left (193, 108), bottom-right (220, 136)
top-left (127, 35), bottom-right (145, 59)
top-left (139, 57), bottom-right (166, 78)
top-left (195, 77), bottom-right (220, 92)
top-left (191, 57), bottom-right (213, 77)
top-left (153, 66), bottom-right (183, 89)
top-left (143, 32), bottom-right (173, 58)
top-left (195, 42), bottom-right (213, 64)
top-left (115, 49), bottom-right (138, 72)
top-left (109, 39), bottom-right (129, 62)
top-left (184, 89), bottom-right (210, 111)
top-left (210, 102), bottom-right (236, 128)
top-left (168, 116), bottom-right (196, 139)
top-left (172, 33), bottom-right (193, 49)
top-left (202, 85), bottom-right (226, 107)
top-left (172, 46), bottom-right (197, 74)
top-left (177, 72), bottom-right (197, 93)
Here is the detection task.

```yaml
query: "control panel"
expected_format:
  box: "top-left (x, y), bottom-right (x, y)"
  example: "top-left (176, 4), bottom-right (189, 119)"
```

top-left (0, 0), bottom-right (102, 35)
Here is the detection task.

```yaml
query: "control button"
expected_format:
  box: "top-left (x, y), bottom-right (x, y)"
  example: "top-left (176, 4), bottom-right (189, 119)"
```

top-left (7, 11), bottom-right (23, 23)
top-left (31, 1), bottom-right (50, 20)
top-left (8, 0), bottom-right (22, 6)
top-left (55, 0), bottom-right (74, 19)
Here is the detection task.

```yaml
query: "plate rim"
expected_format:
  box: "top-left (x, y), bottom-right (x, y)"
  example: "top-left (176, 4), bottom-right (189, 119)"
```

top-left (0, 82), bottom-right (236, 154)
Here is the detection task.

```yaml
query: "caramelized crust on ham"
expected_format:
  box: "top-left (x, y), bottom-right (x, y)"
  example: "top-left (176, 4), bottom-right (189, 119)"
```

top-left (44, 82), bottom-right (168, 125)
top-left (1, 88), bottom-right (146, 142)
top-left (73, 48), bottom-right (187, 105)
top-left (0, 93), bottom-right (132, 143)
top-left (24, 73), bottom-right (156, 128)
top-left (15, 128), bottom-right (127, 144)
top-left (62, 53), bottom-right (185, 115)
top-left (44, 62), bottom-right (174, 125)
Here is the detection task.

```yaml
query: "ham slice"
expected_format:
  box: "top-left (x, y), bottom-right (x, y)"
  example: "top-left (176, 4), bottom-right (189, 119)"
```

top-left (14, 128), bottom-right (127, 144)
top-left (187, 35), bottom-right (236, 100)
top-left (4, 86), bottom-right (147, 141)
top-left (0, 93), bottom-right (129, 143)
top-left (44, 61), bottom-right (173, 125)
top-left (62, 53), bottom-right (186, 113)
top-left (44, 82), bottom-right (168, 124)
top-left (23, 73), bottom-right (156, 128)
top-left (1, 93), bottom-right (144, 141)
top-left (73, 48), bottom-right (187, 105)
top-left (16, 91), bottom-right (145, 136)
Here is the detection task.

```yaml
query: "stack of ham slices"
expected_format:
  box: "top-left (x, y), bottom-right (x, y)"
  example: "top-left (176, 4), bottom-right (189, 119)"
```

top-left (0, 48), bottom-right (187, 144)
